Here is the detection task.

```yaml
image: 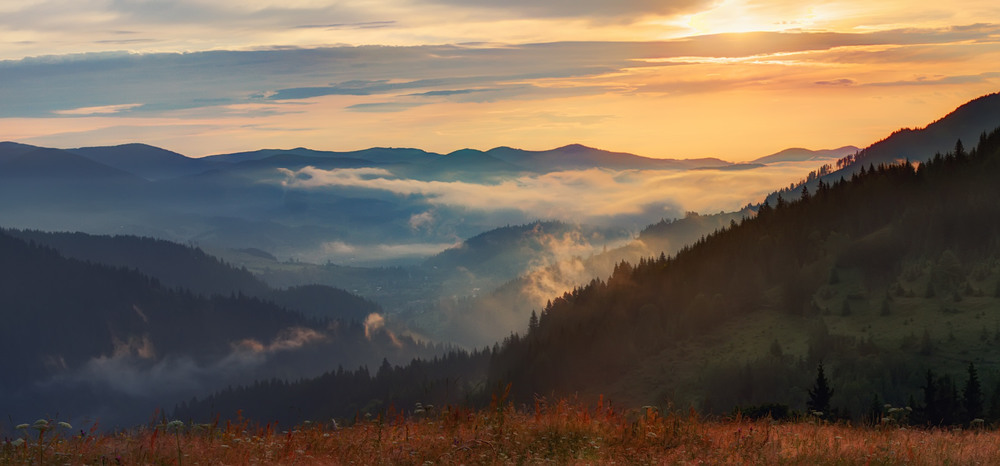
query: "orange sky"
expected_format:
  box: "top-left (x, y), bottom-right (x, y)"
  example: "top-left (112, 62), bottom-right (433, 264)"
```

top-left (2, 0), bottom-right (1000, 160)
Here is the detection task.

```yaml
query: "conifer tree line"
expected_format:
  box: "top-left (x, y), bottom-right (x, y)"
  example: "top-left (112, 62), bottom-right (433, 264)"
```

top-left (791, 361), bottom-right (994, 427)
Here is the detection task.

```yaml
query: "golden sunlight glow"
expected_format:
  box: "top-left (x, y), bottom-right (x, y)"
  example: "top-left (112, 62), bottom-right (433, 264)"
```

top-left (676, 0), bottom-right (821, 35)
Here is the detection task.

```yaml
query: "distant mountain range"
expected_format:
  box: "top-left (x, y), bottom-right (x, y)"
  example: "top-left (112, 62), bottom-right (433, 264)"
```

top-left (177, 96), bottom-right (1000, 427)
top-left (0, 131), bottom-right (862, 277)
top-left (2, 141), bottom-right (754, 185)
top-left (1, 140), bottom-right (851, 185)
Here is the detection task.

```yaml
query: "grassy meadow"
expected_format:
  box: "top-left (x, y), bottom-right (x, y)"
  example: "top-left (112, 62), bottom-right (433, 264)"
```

top-left (5, 399), bottom-right (1000, 465)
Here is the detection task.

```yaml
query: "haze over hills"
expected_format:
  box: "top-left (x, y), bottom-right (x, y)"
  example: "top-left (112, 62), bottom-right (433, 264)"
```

top-left (0, 134), bottom-right (849, 280)
top-left (7, 93), bottom-right (1000, 431)
top-left (751, 146), bottom-right (859, 164)
top-left (0, 230), bottom-right (435, 427)
top-left (176, 102), bottom-right (1000, 428)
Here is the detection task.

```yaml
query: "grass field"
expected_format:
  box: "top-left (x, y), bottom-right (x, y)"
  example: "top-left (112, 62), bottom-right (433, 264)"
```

top-left (5, 399), bottom-right (1000, 465)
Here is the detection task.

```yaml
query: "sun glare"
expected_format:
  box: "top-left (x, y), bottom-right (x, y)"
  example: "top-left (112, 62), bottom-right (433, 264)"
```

top-left (674, 0), bottom-right (829, 36)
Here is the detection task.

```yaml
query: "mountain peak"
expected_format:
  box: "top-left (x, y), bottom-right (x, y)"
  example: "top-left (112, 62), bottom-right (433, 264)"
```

top-left (553, 143), bottom-right (593, 152)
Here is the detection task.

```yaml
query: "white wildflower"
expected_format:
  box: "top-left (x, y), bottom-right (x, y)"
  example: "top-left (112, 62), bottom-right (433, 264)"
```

top-left (166, 420), bottom-right (185, 432)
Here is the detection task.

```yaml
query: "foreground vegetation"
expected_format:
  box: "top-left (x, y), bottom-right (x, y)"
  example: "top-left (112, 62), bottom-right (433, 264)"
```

top-left (6, 400), bottom-right (1000, 465)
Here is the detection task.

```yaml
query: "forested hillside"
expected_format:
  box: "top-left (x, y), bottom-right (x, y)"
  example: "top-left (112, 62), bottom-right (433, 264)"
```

top-left (3, 229), bottom-right (382, 322)
top-left (490, 127), bottom-right (1000, 418)
top-left (0, 232), bottom-right (434, 427)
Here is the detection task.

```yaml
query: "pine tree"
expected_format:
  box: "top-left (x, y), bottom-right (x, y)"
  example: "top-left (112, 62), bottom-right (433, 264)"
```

top-left (528, 310), bottom-right (539, 333)
top-left (963, 362), bottom-right (984, 424)
top-left (807, 362), bottom-right (834, 418)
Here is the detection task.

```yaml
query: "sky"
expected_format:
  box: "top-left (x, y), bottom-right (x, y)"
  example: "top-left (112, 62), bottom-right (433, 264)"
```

top-left (3, 0), bottom-right (1000, 161)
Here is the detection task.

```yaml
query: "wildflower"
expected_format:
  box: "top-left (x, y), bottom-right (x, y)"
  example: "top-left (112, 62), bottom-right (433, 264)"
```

top-left (15, 424), bottom-right (29, 430)
top-left (165, 420), bottom-right (185, 432)
top-left (58, 422), bottom-right (72, 430)
top-left (32, 419), bottom-right (49, 430)
top-left (10, 438), bottom-right (24, 447)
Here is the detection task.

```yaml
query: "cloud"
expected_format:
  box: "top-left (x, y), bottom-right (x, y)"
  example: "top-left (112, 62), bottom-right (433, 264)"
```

top-left (363, 312), bottom-right (402, 347)
top-left (363, 313), bottom-right (385, 339)
top-left (421, 0), bottom-right (712, 20)
top-left (409, 210), bottom-right (435, 230)
top-left (406, 89), bottom-right (494, 97)
top-left (815, 78), bottom-right (856, 86)
top-left (6, 23), bottom-right (1000, 159)
top-left (276, 160), bottom-right (827, 224)
top-left (53, 103), bottom-right (143, 115)
top-left (867, 71), bottom-right (1000, 87)
top-left (311, 238), bottom-right (459, 263)
top-left (294, 21), bottom-right (396, 30)
top-left (346, 102), bottom-right (427, 112)
top-left (44, 326), bottom-right (327, 398)
top-left (230, 327), bottom-right (326, 356)
top-left (4, 24), bottom-right (999, 120)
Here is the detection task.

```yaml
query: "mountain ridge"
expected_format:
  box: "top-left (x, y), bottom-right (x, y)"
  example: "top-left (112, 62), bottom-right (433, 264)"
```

top-left (3, 140), bottom-right (857, 176)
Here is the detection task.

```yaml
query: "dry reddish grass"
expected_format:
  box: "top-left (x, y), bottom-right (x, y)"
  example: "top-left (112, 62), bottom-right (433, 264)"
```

top-left (5, 398), bottom-right (1000, 465)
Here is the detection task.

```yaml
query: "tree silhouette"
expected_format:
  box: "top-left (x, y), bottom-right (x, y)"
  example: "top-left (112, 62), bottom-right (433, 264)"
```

top-left (963, 362), bottom-right (984, 424)
top-left (807, 362), bottom-right (834, 418)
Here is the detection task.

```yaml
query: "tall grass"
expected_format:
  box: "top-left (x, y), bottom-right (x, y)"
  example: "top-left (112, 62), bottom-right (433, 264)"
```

top-left (4, 400), bottom-right (1000, 464)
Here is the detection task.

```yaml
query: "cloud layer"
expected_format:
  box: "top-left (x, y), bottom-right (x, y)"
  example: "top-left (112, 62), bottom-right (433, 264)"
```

top-left (277, 161), bottom-right (829, 224)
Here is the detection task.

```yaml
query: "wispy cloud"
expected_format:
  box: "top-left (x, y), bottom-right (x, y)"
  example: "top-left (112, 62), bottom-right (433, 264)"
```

top-left (421, 0), bottom-right (712, 20)
top-left (311, 239), bottom-right (460, 263)
top-left (5, 22), bottom-right (1000, 159)
top-left (346, 102), bottom-right (427, 112)
top-left (53, 103), bottom-right (143, 115)
top-left (294, 21), bottom-right (396, 29)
